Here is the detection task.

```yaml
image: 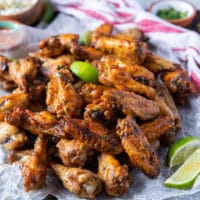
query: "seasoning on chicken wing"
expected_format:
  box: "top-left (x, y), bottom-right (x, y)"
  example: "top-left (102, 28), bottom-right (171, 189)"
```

top-left (6, 108), bottom-right (123, 154)
top-left (101, 90), bottom-right (160, 121)
top-left (97, 55), bottom-right (156, 99)
top-left (98, 153), bottom-right (131, 196)
top-left (161, 68), bottom-right (192, 104)
top-left (0, 122), bottom-right (28, 151)
top-left (37, 34), bottom-right (79, 57)
top-left (144, 51), bottom-right (177, 73)
top-left (80, 83), bottom-right (110, 104)
top-left (50, 162), bottom-right (102, 198)
top-left (8, 57), bottom-right (39, 92)
top-left (0, 55), bottom-right (16, 90)
top-left (56, 139), bottom-right (93, 167)
top-left (38, 54), bottom-right (75, 81)
top-left (0, 93), bottom-right (29, 121)
top-left (116, 115), bottom-right (160, 178)
top-left (22, 135), bottom-right (47, 192)
top-left (46, 77), bottom-right (83, 118)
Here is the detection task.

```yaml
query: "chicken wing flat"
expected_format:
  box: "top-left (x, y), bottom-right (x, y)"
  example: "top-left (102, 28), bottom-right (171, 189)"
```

top-left (8, 57), bottom-right (39, 92)
top-left (56, 139), bottom-right (93, 167)
top-left (98, 153), bottom-right (131, 196)
top-left (46, 77), bottom-right (83, 118)
top-left (116, 115), bottom-right (160, 178)
top-left (101, 90), bottom-right (160, 121)
top-left (22, 135), bottom-right (47, 192)
top-left (0, 122), bottom-right (28, 151)
top-left (98, 56), bottom-right (155, 99)
top-left (144, 51), bottom-right (177, 73)
top-left (51, 162), bottom-right (102, 199)
top-left (161, 68), bottom-right (192, 104)
top-left (0, 93), bottom-right (29, 121)
top-left (38, 54), bottom-right (75, 81)
top-left (6, 108), bottom-right (123, 154)
top-left (80, 83), bottom-right (110, 104)
top-left (0, 55), bottom-right (16, 90)
top-left (37, 34), bottom-right (79, 57)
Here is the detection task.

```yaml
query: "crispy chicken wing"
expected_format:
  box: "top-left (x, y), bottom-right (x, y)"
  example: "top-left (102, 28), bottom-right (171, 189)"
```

top-left (6, 108), bottom-right (123, 154)
top-left (8, 57), bottom-right (38, 92)
top-left (0, 55), bottom-right (16, 90)
top-left (56, 139), bottom-right (93, 167)
top-left (37, 34), bottom-right (79, 57)
top-left (101, 90), bottom-right (160, 121)
top-left (0, 122), bottom-right (28, 151)
top-left (116, 115), bottom-right (160, 178)
top-left (46, 77), bottom-right (83, 118)
top-left (50, 162), bottom-right (102, 199)
top-left (22, 135), bottom-right (47, 192)
top-left (144, 51), bottom-right (177, 73)
top-left (98, 55), bottom-right (155, 99)
top-left (98, 153), bottom-right (131, 196)
top-left (161, 68), bottom-right (192, 104)
top-left (0, 93), bottom-right (29, 121)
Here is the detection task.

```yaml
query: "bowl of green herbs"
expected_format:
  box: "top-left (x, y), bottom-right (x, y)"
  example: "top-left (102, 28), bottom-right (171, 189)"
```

top-left (148, 0), bottom-right (197, 27)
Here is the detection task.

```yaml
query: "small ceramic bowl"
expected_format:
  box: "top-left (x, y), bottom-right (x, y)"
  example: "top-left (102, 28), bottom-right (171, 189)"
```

top-left (0, 0), bottom-right (44, 25)
top-left (148, 0), bottom-right (197, 27)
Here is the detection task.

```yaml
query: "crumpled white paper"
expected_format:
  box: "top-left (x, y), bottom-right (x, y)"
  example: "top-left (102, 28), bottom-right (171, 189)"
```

top-left (0, 3), bottom-right (200, 200)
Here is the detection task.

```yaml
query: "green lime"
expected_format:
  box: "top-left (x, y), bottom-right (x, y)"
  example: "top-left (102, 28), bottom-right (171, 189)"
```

top-left (70, 61), bottom-right (99, 83)
top-left (167, 136), bottom-right (200, 168)
top-left (80, 31), bottom-right (93, 46)
top-left (164, 149), bottom-right (200, 189)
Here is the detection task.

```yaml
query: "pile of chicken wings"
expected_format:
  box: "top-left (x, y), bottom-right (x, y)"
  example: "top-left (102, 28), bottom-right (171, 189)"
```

top-left (0, 24), bottom-right (194, 198)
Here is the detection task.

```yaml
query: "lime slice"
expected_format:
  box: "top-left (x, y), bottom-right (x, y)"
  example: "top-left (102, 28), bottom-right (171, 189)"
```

top-left (70, 61), bottom-right (99, 83)
top-left (164, 148), bottom-right (200, 189)
top-left (80, 31), bottom-right (93, 46)
top-left (167, 136), bottom-right (200, 168)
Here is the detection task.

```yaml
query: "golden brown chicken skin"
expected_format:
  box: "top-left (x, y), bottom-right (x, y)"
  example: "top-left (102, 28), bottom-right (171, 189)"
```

top-left (46, 77), bottom-right (83, 118)
top-left (0, 122), bottom-right (28, 151)
top-left (22, 135), bottom-right (47, 192)
top-left (0, 93), bottom-right (29, 121)
top-left (50, 162), bottom-right (102, 199)
top-left (97, 55), bottom-right (156, 99)
top-left (56, 139), bottom-right (93, 167)
top-left (6, 108), bottom-right (123, 154)
top-left (8, 57), bottom-right (38, 92)
top-left (116, 115), bottom-right (160, 178)
top-left (98, 153), bottom-right (131, 196)
top-left (37, 34), bottom-right (79, 57)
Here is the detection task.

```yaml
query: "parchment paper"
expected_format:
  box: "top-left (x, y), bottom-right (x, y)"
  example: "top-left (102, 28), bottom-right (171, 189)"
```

top-left (0, 13), bottom-right (200, 200)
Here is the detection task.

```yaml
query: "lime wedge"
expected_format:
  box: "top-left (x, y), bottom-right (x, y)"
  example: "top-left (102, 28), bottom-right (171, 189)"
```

top-left (70, 61), bottom-right (99, 83)
top-left (164, 148), bottom-right (200, 189)
top-left (80, 31), bottom-right (93, 46)
top-left (167, 136), bottom-right (200, 168)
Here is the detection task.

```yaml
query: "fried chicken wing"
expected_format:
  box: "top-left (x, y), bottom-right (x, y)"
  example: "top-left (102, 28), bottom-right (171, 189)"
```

top-left (0, 122), bottom-right (28, 151)
top-left (81, 83), bottom-right (110, 104)
top-left (144, 51), bottom-right (177, 73)
top-left (6, 108), bottom-right (123, 154)
top-left (8, 57), bottom-right (38, 92)
top-left (22, 135), bottom-right (47, 192)
top-left (98, 153), bottom-right (131, 196)
top-left (46, 77), bottom-right (83, 118)
top-left (37, 34), bottom-right (79, 57)
top-left (98, 56), bottom-right (155, 99)
top-left (56, 139), bottom-right (93, 167)
top-left (50, 162), bottom-right (102, 199)
top-left (0, 93), bottom-right (29, 121)
top-left (101, 90), bottom-right (160, 121)
top-left (161, 68), bottom-right (192, 104)
top-left (0, 55), bottom-right (16, 90)
top-left (116, 115), bottom-right (160, 178)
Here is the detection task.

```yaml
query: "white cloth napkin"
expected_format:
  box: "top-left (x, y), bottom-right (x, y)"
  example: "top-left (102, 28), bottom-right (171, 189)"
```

top-left (51, 0), bottom-right (200, 89)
